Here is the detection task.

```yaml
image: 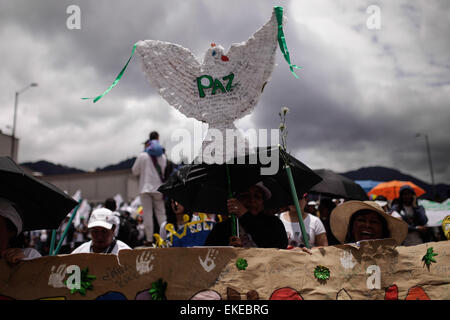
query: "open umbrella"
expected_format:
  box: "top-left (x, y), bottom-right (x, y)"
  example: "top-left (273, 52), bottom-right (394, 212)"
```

top-left (0, 156), bottom-right (79, 231)
top-left (309, 169), bottom-right (369, 201)
top-left (368, 180), bottom-right (426, 200)
top-left (354, 180), bottom-right (382, 194)
top-left (158, 146), bottom-right (322, 215)
top-left (419, 199), bottom-right (450, 227)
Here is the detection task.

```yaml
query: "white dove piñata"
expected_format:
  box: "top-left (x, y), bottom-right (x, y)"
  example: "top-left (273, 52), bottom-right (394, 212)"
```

top-left (136, 8), bottom-right (281, 164)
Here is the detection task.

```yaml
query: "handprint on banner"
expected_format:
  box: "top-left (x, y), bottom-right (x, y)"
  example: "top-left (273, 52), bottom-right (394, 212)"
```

top-left (198, 249), bottom-right (219, 272)
top-left (340, 250), bottom-right (356, 270)
top-left (48, 264), bottom-right (67, 288)
top-left (136, 251), bottom-right (155, 275)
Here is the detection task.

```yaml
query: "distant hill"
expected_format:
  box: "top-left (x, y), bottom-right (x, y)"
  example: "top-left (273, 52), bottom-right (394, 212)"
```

top-left (20, 160), bottom-right (85, 176)
top-left (340, 166), bottom-right (450, 201)
top-left (95, 157), bottom-right (180, 176)
top-left (21, 159), bottom-right (449, 200)
top-left (95, 157), bottom-right (137, 172)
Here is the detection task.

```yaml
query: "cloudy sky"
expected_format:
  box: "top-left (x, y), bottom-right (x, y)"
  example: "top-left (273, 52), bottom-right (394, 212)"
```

top-left (0, 0), bottom-right (449, 184)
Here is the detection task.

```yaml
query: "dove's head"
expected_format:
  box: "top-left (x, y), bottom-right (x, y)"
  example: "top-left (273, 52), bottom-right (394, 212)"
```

top-left (204, 43), bottom-right (229, 66)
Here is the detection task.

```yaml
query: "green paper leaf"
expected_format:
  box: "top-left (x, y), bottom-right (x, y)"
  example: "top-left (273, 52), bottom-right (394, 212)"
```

top-left (314, 265), bottom-right (330, 281)
top-left (236, 258), bottom-right (248, 270)
top-left (67, 266), bottom-right (96, 296)
top-left (148, 278), bottom-right (168, 300)
top-left (422, 247), bottom-right (438, 266)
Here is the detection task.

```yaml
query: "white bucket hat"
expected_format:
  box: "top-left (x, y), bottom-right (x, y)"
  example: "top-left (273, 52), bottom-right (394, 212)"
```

top-left (88, 208), bottom-right (116, 230)
top-left (0, 197), bottom-right (23, 235)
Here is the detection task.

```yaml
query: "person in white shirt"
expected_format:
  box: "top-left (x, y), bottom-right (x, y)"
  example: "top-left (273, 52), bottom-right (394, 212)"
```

top-left (71, 208), bottom-right (131, 255)
top-left (278, 193), bottom-right (328, 248)
top-left (0, 197), bottom-right (41, 263)
top-left (132, 131), bottom-right (167, 245)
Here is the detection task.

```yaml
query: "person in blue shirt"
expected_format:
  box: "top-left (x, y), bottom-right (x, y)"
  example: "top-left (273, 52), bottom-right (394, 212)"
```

top-left (391, 185), bottom-right (428, 246)
top-left (160, 199), bottom-right (215, 247)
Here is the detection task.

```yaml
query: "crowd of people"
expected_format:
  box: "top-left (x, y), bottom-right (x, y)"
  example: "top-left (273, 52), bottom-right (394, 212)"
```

top-left (15, 172), bottom-right (448, 260)
top-left (1, 131), bottom-right (449, 264)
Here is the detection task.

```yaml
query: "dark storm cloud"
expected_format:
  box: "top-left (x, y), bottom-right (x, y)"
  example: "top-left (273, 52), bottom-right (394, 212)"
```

top-left (0, 0), bottom-right (448, 184)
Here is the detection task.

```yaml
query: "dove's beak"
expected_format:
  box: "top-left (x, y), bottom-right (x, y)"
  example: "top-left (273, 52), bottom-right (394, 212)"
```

top-left (221, 55), bottom-right (229, 62)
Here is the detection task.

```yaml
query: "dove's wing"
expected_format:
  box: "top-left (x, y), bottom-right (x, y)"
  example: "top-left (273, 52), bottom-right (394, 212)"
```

top-left (224, 10), bottom-right (278, 119)
top-left (136, 40), bottom-right (204, 120)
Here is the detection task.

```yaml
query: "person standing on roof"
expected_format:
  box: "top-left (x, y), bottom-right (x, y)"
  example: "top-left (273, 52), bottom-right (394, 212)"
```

top-left (132, 131), bottom-right (167, 246)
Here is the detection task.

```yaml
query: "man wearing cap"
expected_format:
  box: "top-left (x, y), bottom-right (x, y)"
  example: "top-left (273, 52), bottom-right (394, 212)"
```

top-left (0, 198), bottom-right (41, 263)
top-left (71, 208), bottom-right (131, 254)
top-left (373, 195), bottom-right (389, 213)
top-left (305, 200), bottom-right (318, 216)
top-left (391, 185), bottom-right (428, 246)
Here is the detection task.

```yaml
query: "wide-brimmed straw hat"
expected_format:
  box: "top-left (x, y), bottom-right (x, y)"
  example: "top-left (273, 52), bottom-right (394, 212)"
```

top-left (330, 200), bottom-right (408, 245)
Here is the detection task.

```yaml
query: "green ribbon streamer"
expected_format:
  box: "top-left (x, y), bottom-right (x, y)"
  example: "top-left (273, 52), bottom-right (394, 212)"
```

top-left (49, 229), bottom-right (56, 256)
top-left (274, 6), bottom-right (302, 78)
top-left (82, 42), bottom-right (138, 103)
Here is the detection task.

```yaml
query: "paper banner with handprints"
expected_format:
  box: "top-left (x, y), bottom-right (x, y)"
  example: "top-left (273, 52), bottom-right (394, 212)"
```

top-left (0, 241), bottom-right (449, 300)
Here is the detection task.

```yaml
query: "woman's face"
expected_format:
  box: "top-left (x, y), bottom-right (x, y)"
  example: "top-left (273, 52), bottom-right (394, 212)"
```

top-left (288, 196), bottom-right (307, 215)
top-left (351, 210), bottom-right (385, 242)
top-left (171, 200), bottom-right (185, 216)
top-left (237, 186), bottom-right (265, 215)
top-left (401, 190), bottom-right (414, 206)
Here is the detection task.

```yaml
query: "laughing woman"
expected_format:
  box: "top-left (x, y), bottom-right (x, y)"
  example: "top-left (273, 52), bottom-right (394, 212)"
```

top-left (330, 200), bottom-right (408, 245)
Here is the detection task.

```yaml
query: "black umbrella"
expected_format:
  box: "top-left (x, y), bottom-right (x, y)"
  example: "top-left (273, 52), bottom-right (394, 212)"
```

top-left (309, 169), bottom-right (369, 201)
top-left (0, 157), bottom-right (79, 231)
top-left (158, 146), bottom-right (322, 214)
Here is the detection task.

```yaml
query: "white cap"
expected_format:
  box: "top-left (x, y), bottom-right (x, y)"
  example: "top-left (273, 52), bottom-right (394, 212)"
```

top-left (307, 201), bottom-right (317, 206)
top-left (0, 197), bottom-right (23, 235)
top-left (88, 208), bottom-right (116, 230)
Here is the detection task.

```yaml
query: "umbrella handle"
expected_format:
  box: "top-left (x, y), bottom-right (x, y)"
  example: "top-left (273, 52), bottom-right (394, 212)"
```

top-left (285, 166), bottom-right (310, 249)
top-left (53, 200), bottom-right (82, 255)
top-left (225, 164), bottom-right (238, 237)
top-left (49, 230), bottom-right (57, 256)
